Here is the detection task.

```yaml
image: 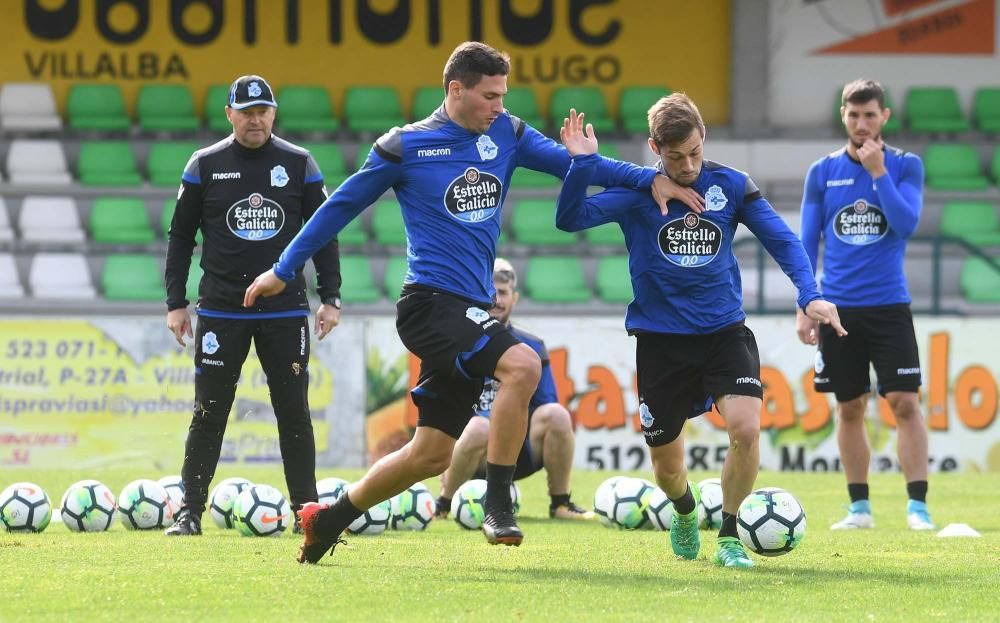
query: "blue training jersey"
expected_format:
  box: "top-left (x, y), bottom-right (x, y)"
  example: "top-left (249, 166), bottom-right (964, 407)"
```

top-left (800, 145), bottom-right (923, 307)
top-left (476, 324), bottom-right (559, 417)
top-left (557, 154), bottom-right (822, 335)
top-left (273, 107), bottom-right (656, 305)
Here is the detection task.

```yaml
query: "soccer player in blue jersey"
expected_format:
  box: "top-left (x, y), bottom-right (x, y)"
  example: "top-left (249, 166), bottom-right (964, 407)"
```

top-left (797, 79), bottom-right (933, 532)
top-left (436, 259), bottom-right (594, 521)
top-left (243, 42), bottom-right (690, 563)
top-left (555, 96), bottom-right (846, 568)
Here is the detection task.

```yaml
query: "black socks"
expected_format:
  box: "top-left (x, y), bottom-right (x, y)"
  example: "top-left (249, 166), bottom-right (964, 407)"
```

top-left (847, 482), bottom-right (869, 503)
top-left (436, 495), bottom-right (452, 515)
top-left (315, 493), bottom-right (363, 540)
top-left (906, 480), bottom-right (928, 503)
top-left (485, 462), bottom-right (515, 513)
top-left (719, 512), bottom-right (738, 539)
top-left (550, 493), bottom-right (571, 509)
top-left (670, 484), bottom-right (697, 516)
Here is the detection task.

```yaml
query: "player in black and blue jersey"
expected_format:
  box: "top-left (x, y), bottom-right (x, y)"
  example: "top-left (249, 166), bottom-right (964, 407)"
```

top-left (797, 79), bottom-right (933, 532)
top-left (556, 95), bottom-right (846, 568)
top-left (244, 42), bottom-right (692, 563)
top-left (435, 259), bottom-right (594, 522)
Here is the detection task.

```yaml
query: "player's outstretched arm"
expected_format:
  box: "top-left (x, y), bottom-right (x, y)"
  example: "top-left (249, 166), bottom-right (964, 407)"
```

top-left (243, 269), bottom-right (287, 306)
top-left (560, 109), bottom-right (598, 157)
top-left (804, 299), bottom-right (847, 337)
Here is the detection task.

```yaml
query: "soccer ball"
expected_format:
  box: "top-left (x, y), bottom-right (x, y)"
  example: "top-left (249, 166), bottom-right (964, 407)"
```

top-left (0, 482), bottom-right (52, 533)
top-left (592, 476), bottom-right (623, 528)
top-left (61, 480), bottom-right (117, 532)
top-left (737, 487), bottom-right (806, 557)
top-left (390, 482), bottom-right (435, 531)
top-left (509, 482), bottom-right (522, 516)
top-left (233, 485), bottom-right (291, 537)
top-left (118, 479), bottom-right (172, 530)
top-left (209, 477), bottom-right (253, 529)
top-left (606, 477), bottom-right (654, 530)
top-left (157, 475), bottom-right (184, 516)
top-left (346, 499), bottom-right (391, 535)
top-left (697, 478), bottom-right (724, 530)
top-left (317, 477), bottom-right (350, 506)
top-left (453, 479), bottom-right (488, 530)
top-left (645, 486), bottom-right (674, 531)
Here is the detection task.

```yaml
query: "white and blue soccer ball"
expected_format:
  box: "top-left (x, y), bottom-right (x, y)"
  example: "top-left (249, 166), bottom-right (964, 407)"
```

top-left (453, 479), bottom-right (488, 530)
top-left (209, 477), bottom-right (253, 529)
top-left (0, 482), bottom-right (52, 533)
top-left (61, 480), bottom-right (117, 532)
top-left (316, 477), bottom-right (350, 506)
top-left (737, 487), bottom-right (806, 557)
top-left (118, 479), bottom-right (172, 530)
top-left (390, 482), bottom-right (435, 531)
top-left (592, 476), bottom-right (623, 528)
top-left (347, 499), bottom-right (391, 535)
top-left (233, 485), bottom-right (291, 537)
top-left (697, 477), bottom-right (724, 530)
top-left (645, 486), bottom-right (674, 531)
top-left (157, 475), bottom-right (184, 517)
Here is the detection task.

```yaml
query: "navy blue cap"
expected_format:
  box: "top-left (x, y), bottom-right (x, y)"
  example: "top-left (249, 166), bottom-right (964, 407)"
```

top-left (228, 75), bottom-right (277, 110)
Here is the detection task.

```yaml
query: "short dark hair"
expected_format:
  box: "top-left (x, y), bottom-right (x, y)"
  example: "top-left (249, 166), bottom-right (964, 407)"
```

top-left (842, 79), bottom-right (886, 109)
top-left (647, 93), bottom-right (705, 147)
top-left (442, 41), bottom-right (510, 92)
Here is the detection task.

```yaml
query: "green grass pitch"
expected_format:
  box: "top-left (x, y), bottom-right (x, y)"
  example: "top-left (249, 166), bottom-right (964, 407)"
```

top-left (2, 468), bottom-right (998, 622)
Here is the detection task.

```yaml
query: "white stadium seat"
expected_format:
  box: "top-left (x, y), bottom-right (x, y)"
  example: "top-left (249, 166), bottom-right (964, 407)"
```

top-left (18, 196), bottom-right (86, 243)
top-left (0, 196), bottom-right (14, 243)
top-left (0, 83), bottom-right (62, 131)
top-left (6, 139), bottom-right (73, 185)
top-left (28, 252), bottom-right (97, 299)
top-left (0, 253), bottom-right (25, 298)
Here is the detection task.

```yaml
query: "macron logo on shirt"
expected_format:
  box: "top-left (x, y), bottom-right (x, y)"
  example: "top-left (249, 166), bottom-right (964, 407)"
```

top-left (212, 172), bottom-right (241, 180)
top-left (826, 178), bottom-right (854, 187)
top-left (417, 148), bottom-right (451, 158)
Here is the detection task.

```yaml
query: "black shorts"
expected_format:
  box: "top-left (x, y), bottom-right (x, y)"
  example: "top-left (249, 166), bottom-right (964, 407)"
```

top-left (635, 323), bottom-right (762, 447)
top-left (396, 286), bottom-right (521, 439)
top-left (814, 304), bottom-right (921, 402)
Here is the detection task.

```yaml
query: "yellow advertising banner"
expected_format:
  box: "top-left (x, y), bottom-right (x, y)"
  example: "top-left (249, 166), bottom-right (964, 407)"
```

top-left (4, 0), bottom-right (731, 124)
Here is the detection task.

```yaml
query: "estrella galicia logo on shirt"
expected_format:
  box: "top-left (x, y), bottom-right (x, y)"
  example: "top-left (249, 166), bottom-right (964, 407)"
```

top-left (227, 193), bottom-right (285, 240)
top-left (833, 200), bottom-right (888, 245)
top-left (444, 168), bottom-right (502, 223)
top-left (658, 213), bottom-right (723, 267)
top-left (478, 379), bottom-right (499, 415)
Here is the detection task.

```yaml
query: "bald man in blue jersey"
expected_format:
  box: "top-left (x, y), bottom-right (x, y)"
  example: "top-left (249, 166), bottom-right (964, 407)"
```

top-left (797, 79), bottom-right (934, 532)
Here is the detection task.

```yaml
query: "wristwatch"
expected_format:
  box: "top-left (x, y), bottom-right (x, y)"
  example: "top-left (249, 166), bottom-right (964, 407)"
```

top-left (322, 296), bottom-right (342, 309)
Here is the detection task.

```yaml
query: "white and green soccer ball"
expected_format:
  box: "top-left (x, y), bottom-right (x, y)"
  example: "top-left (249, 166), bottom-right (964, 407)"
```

top-left (645, 486), bottom-right (674, 531)
top-left (209, 477), bottom-right (253, 529)
top-left (157, 475), bottom-right (184, 517)
top-left (347, 499), bottom-right (391, 535)
top-left (60, 480), bottom-right (116, 532)
top-left (697, 477), bottom-right (724, 530)
top-left (390, 482), bottom-right (435, 531)
top-left (118, 479), bottom-right (172, 530)
top-left (737, 487), bottom-right (806, 557)
top-left (316, 477), bottom-right (350, 506)
top-left (0, 482), bottom-right (52, 533)
top-left (233, 485), bottom-right (291, 537)
top-left (592, 476), bottom-right (623, 528)
top-left (453, 479), bottom-right (488, 530)
top-left (606, 477), bottom-right (654, 530)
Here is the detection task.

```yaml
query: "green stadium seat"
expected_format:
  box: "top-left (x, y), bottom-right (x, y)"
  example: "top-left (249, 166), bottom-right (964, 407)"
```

top-left (940, 201), bottom-right (1000, 246)
top-left (277, 86), bottom-right (340, 132)
top-left (90, 197), bottom-right (155, 244)
top-left (595, 255), bottom-right (633, 303)
top-left (372, 200), bottom-right (406, 245)
top-left (599, 143), bottom-right (622, 161)
top-left (147, 142), bottom-right (199, 187)
top-left (67, 84), bottom-right (130, 131)
top-left (301, 142), bottom-right (348, 188)
top-left (524, 256), bottom-right (591, 303)
top-left (511, 167), bottom-right (559, 188)
top-left (923, 144), bottom-right (989, 190)
top-left (960, 256), bottom-right (1000, 302)
top-left (78, 141), bottom-right (142, 186)
top-left (511, 199), bottom-right (576, 246)
top-left (137, 84), bottom-right (199, 132)
top-left (905, 87), bottom-right (970, 133)
top-left (585, 222), bottom-right (625, 247)
top-left (335, 216), bottom-right (367, 246)
top-left (186, 256), bottom-right (203, 302)
top-left (973, 87), bottom-right (1000, 133)
top-left (620, 86), bottom-right (670, 133)
top-left (205, 84), bottom-right (232, 133)
top-left (161, 198), bottom-right (202, 243)
top-left (834, 88), bottom-right (900, 134)
top-left (345, 86), bottom-right (406, 133)
top-left (504, 87), bottom-right (545, 129)
top-left (338, 255), bottom-right (380, 303)
top-left (991, 146), bottom-right (1000, 183)
top-left (101, 254), bottom-right (163, 301)
top-left (383, 256), bottom-right (409, 298)
top-left (412, 86), bottom-right (444, 120)
top-left (550, 87), bottom-right (613, 133)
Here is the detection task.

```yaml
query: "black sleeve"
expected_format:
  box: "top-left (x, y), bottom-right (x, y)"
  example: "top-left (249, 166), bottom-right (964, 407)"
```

top-left (164, 180), bottom-right (202, 310)
top-left (304, 179), bottom-right (342, 302)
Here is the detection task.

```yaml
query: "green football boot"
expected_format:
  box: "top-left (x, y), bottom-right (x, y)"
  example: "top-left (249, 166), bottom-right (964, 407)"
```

top-left (713, 536), bottom-right (755, 569)
top-left (669, 481), bottom-right (701, 560)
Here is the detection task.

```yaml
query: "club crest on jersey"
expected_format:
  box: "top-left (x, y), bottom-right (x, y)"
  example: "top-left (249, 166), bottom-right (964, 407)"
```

top-left (833, 199), bottom-right (887, 245)
top-left (202, 331), bottom-right (220, 355)
top-left (466, 307), bottom-right (490, 324)
top-left (476, 135), bottom-right (498, 161)
top-left (639, 403), bottom-right (654, 428)
top-left (248, 81), bottom-right (262, 97)
top-left (658, 213), bottom-right (723, 267)
top-left (704, 185), bottom-right (728, 211)
top-left (443, 167), bottom-right (503, 223)
top-left (270, 165), bottom-right (289, 188)
top-left (227, 193), bottom-right (285, 240)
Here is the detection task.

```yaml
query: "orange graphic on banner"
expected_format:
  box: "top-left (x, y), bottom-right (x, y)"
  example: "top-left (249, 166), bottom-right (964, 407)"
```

top-left (818, 0), bottom-right (994, 54)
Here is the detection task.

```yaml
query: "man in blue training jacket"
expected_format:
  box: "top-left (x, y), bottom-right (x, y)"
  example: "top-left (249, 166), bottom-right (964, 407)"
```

top-left (243, 41), bottom-right (691, 563)
top-left (555, 95), bottom-right (846, 568)
top-left (797, 78), bottom-right (933, 532)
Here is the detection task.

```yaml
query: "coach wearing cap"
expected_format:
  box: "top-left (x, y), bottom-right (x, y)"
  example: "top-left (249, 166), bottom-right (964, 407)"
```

top-left (163, 74), bottom-right (342, 536)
